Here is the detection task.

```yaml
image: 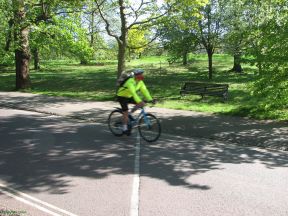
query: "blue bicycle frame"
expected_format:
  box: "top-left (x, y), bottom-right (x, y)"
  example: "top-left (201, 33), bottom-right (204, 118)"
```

top-left (129, 107), bottom-right (151, 129)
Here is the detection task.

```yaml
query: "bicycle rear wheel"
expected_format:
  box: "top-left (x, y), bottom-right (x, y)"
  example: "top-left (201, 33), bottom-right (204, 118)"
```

top-left (138, 113), bottom-right (161, 142)
top-left (108, 110), bottom-right (124, 136)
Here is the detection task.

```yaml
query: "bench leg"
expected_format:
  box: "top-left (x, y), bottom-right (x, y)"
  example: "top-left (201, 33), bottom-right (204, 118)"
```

top-left (223, 92), bottom-right (228, 101)
top-left (200, 93), bottom-right (204, 100)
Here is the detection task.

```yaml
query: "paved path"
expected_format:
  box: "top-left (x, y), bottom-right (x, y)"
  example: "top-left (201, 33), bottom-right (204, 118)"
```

top-left (1, 108), bottom-right (288, 216)
top-left (0, 92), bottom-right (287, 150)
top-left (0, 108), bottom-right (135, 216)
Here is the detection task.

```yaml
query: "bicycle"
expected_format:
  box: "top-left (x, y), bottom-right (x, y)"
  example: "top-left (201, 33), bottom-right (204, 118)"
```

top-left (108, 104), bottom-right (161, 142)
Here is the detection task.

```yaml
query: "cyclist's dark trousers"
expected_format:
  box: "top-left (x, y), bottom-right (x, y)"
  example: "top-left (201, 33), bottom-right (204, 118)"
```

top-left (117, 96), bottom-right (136, 112)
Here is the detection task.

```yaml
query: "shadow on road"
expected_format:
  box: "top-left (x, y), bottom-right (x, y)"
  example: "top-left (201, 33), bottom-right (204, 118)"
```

top-left (1, 112), bottom-right (288, 194)
top-left (159, 114), bottom-right (288, 150)
top-left (0, 92), bottom-right (287, 150)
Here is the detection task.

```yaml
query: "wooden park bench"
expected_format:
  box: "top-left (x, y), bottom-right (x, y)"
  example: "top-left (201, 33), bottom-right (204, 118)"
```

top-left (180, 81), bottom-right (229, 101)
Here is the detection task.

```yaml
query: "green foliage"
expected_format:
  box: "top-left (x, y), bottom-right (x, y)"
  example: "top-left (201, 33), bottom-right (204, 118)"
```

top-left (216, 0), bottom-right (288, 112)
top-left (0, 0), bottom-right (94, 65)
top-left (221, 0), bottom-right (246, 56)
top-left (0, 1), bottom-right (13, 65)
top-left (252, 67), bottom-right (288, 109)
top-left (0, 51), bottom-right (14, 65)
top-left (57, 15), bottom-right (93, 63)
top-left (127, 28), bottom-right (149, 58)
top-left (30, 13), bottom-right (93, 63)
top-left (198, 0), bottom-right (225, 50)
top-left (248, 0), bottom-right (288, 110)
top-left (159, 0), bottom-right (205, 63)
top-left (159, 18), bottom-right (195, 63)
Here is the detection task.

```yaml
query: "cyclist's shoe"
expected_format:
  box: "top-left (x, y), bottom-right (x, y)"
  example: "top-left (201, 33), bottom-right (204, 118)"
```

top-left (123, 129), bottom-right (131, 136)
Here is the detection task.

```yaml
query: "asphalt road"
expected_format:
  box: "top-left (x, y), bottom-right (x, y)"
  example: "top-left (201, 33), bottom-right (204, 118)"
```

top-left (1, 108), bottom-right (288, 216)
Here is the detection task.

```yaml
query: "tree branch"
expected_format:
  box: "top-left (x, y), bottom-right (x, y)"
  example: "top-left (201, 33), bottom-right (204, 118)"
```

top-left (94, 0), bottom-right (120, 42)
top-left (127, 33), bottom-right (159, 50)
top-left (127, 3), bottom-right (172, 30)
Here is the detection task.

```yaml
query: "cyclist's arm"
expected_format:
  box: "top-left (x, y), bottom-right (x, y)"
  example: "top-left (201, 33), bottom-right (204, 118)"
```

top-left (139, 81), bottom-right (153, 102)
top-left (126, 81), bottom-right (142, 103)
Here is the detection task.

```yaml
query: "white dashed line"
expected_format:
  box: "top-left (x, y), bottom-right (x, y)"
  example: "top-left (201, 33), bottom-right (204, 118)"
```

top-left (130, 132), bottom-right (141, 216)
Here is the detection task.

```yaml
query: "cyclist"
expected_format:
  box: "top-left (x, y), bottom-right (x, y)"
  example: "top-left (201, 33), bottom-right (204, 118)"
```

top-left (117, 69), bottom-right (155, 135)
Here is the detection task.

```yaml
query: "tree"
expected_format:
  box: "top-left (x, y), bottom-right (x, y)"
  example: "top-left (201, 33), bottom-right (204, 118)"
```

top-left (162, 0), bottom-right (222, 78)
top-left (94, 0), bottom-right (170, 78)
top-left (159, 5), bottom-right (200, 65)
top-left (249, 0), bottom-right (288, 110)
top-left (1, 0), bottom-right (85, 89)
top-left (240, 0), bottom-right (275, 75)
top-left (81, 1), bottom-right (109, 61)
top-left (13, 0), bottom-right (31, 89)
top-left (222, 0), bottom-right (247, 73)
top-left (198, 0), bottom-right (224, 79)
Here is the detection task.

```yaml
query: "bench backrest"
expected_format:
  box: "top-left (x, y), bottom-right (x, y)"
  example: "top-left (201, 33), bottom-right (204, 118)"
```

top-left (183, 82), bottom-right (228, 91)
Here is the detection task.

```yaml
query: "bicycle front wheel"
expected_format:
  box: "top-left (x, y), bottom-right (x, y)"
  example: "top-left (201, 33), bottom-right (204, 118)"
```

top-left (108, 110), bottom-right (124, 136)
top-left (138, 113), bottom-right (161, 142)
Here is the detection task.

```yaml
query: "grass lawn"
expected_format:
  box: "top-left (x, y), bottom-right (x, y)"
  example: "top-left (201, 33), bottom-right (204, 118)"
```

top-left (0, 54), bottom-right (286, 120)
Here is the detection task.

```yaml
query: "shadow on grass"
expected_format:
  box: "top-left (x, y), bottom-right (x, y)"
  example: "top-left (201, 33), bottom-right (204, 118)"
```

top-left (225, 105), bottom-right (288, 121)
top-left (29, 69), bottom-right (117, 99)
top-left (0, 59), bottom-right (274, 120)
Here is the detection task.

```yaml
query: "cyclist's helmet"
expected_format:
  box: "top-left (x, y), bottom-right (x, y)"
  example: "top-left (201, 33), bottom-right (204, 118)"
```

top-left (132, 69), bottom-right (144, 81)
top-left (133, 68), bottom-right (144, 75)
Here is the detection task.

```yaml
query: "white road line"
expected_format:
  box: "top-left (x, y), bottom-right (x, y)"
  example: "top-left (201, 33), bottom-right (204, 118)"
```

top-left (0, 183), bottom-right (78, 216)
top-left (130, 133), bottom-right (141, 216)
top-left (0, 188), bottom-right (61, 216)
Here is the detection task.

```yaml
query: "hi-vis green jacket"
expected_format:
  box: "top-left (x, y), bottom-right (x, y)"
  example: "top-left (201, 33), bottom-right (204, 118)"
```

top-left (117, 78), bottom-right (153, 103)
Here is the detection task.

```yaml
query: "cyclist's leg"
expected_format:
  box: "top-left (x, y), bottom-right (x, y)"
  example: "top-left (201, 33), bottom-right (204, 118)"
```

top-left (117, 97), bottom-right (131, 133)
top-left (131, 100), bottom-right (144, 113)
top-left (122, 111), bottom-right (129, 131)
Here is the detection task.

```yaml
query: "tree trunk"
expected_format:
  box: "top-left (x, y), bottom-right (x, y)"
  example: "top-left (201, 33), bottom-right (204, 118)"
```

top-left (80, 59), bottom-right (88, 65)
top-left (117, 0), bottom-right (127, 78)
top-left (182, 49), bottom-right (188, 65)
top-left (15, 45), bottom-right (30, 89)
top-left (255, 45), bottom-right (263, 75)
top-left (258, 61), bottom-right (262, 75)
top-left (207, 49), bottom-right (213, 80)
top-left (230, 54), bottom-right (242, 73)
top-left (90, 10), bottom-right (95, 47)
top-left (117, 39), bottom-right (126, 78)
top-left (33, 49), bottom-right (40, 70)
top-left (257, 50), bottom-right (263, 75)
top-left (14, 0), bottom-right (31, 90)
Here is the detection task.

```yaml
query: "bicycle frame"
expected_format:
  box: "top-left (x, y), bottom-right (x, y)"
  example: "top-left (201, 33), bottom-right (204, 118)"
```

top-left (129, 107), bottom-right (150, 128)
